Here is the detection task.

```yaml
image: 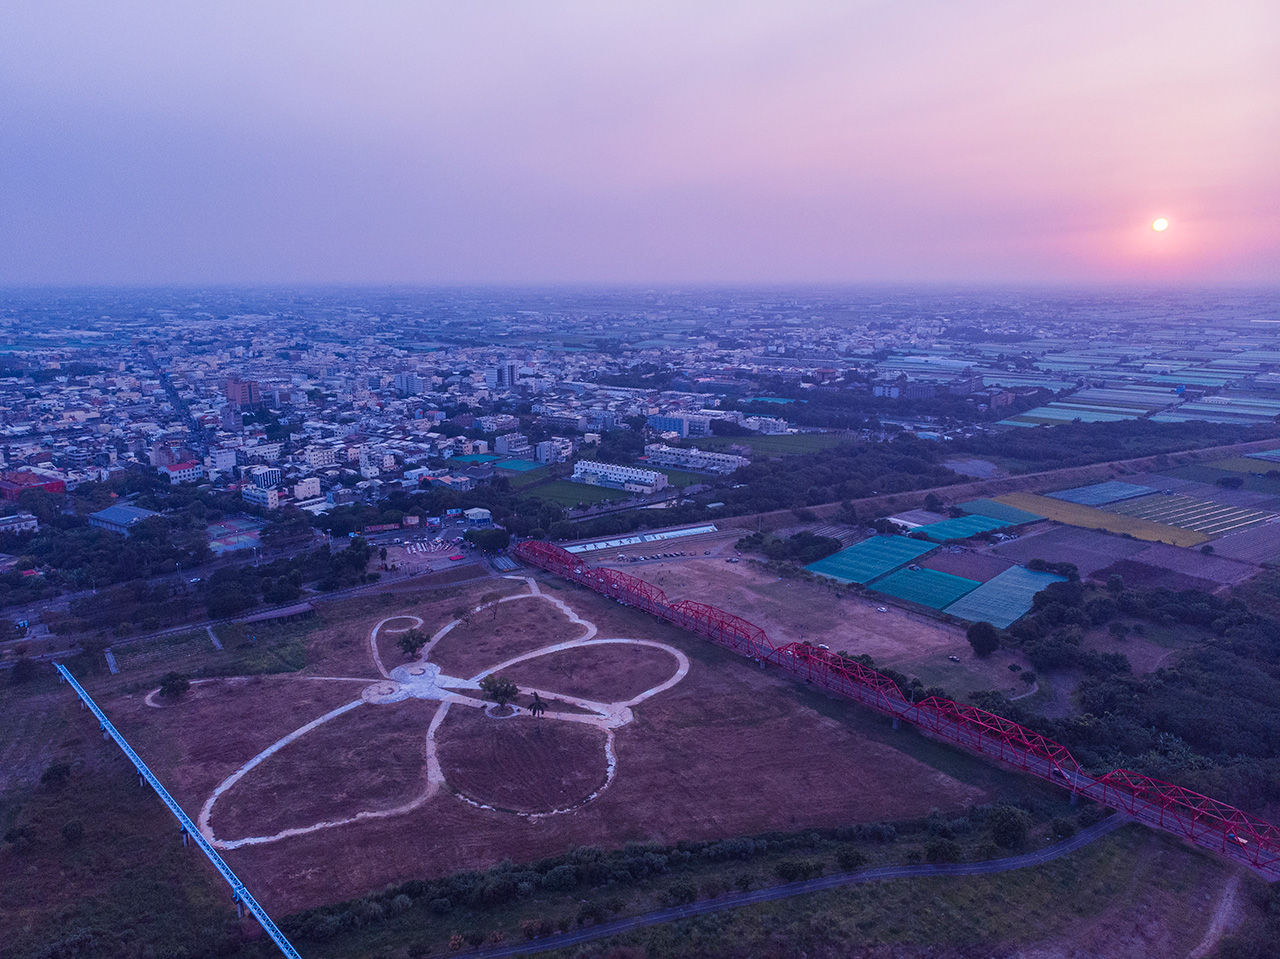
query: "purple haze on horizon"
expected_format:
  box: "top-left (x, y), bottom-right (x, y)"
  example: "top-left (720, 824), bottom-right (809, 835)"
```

top-left (1, 1), bottom-right (1276, 287)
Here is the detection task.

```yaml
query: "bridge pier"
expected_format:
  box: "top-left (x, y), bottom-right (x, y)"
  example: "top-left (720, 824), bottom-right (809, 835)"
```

top-left (182, 828), bottom-right (189, 847)
top-left (892, 717), bottom-right (900, 730)
top-left (1070, 791), bottom-right (1078, 807)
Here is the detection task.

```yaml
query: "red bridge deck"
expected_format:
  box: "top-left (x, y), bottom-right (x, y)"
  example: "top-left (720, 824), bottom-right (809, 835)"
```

top-left (515, 538), bottom-right (1280, 881)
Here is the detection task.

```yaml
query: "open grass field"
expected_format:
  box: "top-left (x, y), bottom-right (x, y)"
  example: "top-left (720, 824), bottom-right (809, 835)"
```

top-left (504, 465), bottom-right (551, 487)
top-left (83, 575), bottom-right (1005, 914)
top-left (651, 466), bottom-right (706, 487)
top-left (532, 480), bottom-right (622, 506)
top-left (686, 432), bottom-right (849, 456)
top-left (994, 492), bottom-right (1210, 547)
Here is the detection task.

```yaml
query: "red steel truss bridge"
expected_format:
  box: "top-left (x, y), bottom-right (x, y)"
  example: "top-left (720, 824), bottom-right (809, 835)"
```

top-left (515, 539), bottom-right (1280, 881)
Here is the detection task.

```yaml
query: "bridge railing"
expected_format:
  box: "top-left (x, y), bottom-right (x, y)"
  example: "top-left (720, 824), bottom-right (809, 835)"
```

top-left (54, 663), bottom-right (305, 959)
top-left (516, 539), bottom-right (1280, 880)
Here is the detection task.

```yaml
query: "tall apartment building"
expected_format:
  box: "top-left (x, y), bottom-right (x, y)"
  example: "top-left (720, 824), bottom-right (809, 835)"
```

top-left (393, 372), bottom-right (426, 395)
top-left (226, 377), bottom-right (262, 409)
top-left (305, 446), bottom-right (337, 468)
top-left (251, 466), bottom-right (282, 489)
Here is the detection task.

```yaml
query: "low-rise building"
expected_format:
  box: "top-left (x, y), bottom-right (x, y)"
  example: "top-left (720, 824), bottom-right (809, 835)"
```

top-left (643, 444), bottom-right (748, 474)
top-left (0, 512), bottom-right (40, 534)
top-left (242, 485), bottom-right (280, 509)
top-left (571, 460), bottom-right (668, 494)
top-left (88, 504), bottom-right (160, 535)
top-left (160, 461), bottom-right (205, 483)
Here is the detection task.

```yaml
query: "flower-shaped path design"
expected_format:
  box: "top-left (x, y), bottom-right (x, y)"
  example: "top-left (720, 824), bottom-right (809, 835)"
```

top-left (183, 577), bottom-right (688, 849)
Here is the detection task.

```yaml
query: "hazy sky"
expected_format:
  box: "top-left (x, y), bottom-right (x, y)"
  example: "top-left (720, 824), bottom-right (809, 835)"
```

top-left (2, 2), bottom-right (1276, 286)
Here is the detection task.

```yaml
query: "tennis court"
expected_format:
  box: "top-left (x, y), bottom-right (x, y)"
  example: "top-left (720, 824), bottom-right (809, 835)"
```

top-left (957, 498), bottom-right (1045, 525)
top-left (494, 458), bottom-right (542, 472)
top-left (871, 567), bottom-right (980, 610)
top-left (1046, 481), bottom-right (1155, 506)
top-left (206, 516), bottom-right (266, 554)
top-left (1100, 494), bottom-right (1277, 537)
top-left (804, 535), bottom-right (936, 584)
top-left (943, 566), bottom-right (1068, 628)
top-left (911, 515), bottom-right (1010, 542)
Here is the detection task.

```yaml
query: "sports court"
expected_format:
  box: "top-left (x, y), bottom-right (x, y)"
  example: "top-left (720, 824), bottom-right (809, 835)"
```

top-left (871, 567), bottom-right (980, 610)
top-left (942, 566), bottom-right (1068, 628)
top-left (206, 517), bottom-right (266, 554)
top-left (804, 535), bottom-right (936, 585)
top-left (910, 515), bottom-right (1010, 542)
top-left (495, 459), bottom-right (542, 472)
top-left (1046, 481), bottom-right (1155, 506)
top-left (451, 454), bottom-right (500, 463)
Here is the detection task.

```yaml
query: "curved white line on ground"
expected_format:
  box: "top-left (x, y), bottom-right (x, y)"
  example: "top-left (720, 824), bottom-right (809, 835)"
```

top-left (369, 614), bottom-right (424, 678)
top-left (143, 678), bottom-right (218, 708)
top-left (200, 700), bottom-right (366, 848)
top-left (432, 633), bottom-right (689, 819)
top-left (196, 583), bottom-right (691, 843)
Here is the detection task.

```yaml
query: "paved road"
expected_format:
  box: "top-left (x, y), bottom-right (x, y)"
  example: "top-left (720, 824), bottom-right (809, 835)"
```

top-left (441, 814), bottom-right (1130, 959)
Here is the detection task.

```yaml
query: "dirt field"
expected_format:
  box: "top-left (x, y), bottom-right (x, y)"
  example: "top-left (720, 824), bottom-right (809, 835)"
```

top-left (919, 548), bottom-right (1015, 583)
top-left (435, 708), bottom-right (609, 813)
top-left (986, 524), bottom-right (1148, 577)
top-left (1129, 542), bottom-right (1257, 586)
top-left (1093, 559), bottom-right (1219, 594)
top-left (503, 642), bottom-right (682, 703)
top-left (429, 595), bottom-right (586, 678)
top-left (212, 697), bottom-right (436, 840)
top-left (616, 556), bottom-right (968, 668)
top-left (92, 575), bottom-right (995, 913)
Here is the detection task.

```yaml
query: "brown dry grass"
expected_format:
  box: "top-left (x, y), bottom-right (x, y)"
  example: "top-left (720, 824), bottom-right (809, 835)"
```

top-left (99, 584), bottom-right (992, 913)
top-left (502, 642), bottom-right (681, 703)
top-left (616, 557), bottom-right (969, 669)
top-left (435, 708), bottom-right (609, 813)
top-left (429, 596), bottom-right (586, 679)
top-left (212, 698), bottom-right (435, 839)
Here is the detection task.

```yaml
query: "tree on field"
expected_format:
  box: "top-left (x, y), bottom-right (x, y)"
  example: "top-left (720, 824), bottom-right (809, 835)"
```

top-left (159, 671), bottom-right (190, 699)
top-left (480, 674), bottom-right (519, 709)
top-left (529, 691), bottom-right (546, 718)
top-left (397, 629), bottom-right (426, 657)
top-left (966, 621), bottom-right (1000, 657)
top-left (987, 804), bottom-right (1032, 849)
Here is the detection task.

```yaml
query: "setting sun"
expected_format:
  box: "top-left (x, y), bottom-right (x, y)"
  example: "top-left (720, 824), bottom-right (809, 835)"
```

top-left (1152, 217), bottom-right (1170, 232)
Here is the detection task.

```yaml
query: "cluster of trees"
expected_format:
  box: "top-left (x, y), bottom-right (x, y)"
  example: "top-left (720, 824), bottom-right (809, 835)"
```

top-left (48, 537), bottom-right (375, 634)
top-left (952, 419), bottom-right (1280, 472)
top-left (281, 803), bottom-right (1063, 945)
top-left (735, 530), bottom-right (843, 565)
top-left (975, 577), bottom-right (1280, 813)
